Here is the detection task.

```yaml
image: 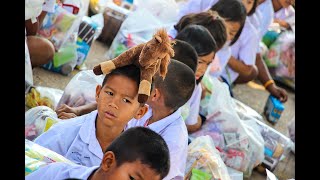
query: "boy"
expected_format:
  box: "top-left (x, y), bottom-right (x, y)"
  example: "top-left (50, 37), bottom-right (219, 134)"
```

top-left (34, 65), bottom-right (149, 167)
top-left (125, 59), bottom-right (196, 180)
top-left (26, 127), bottom-right (170, 180)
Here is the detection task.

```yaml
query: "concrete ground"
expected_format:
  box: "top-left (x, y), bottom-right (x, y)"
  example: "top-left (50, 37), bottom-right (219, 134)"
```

top-left (32, 40), bottom-right (295, 179)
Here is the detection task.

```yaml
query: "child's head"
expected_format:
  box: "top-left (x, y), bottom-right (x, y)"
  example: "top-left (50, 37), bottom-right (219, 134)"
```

top-left (175, 25), bottom-right (217, 81)
top-left (95, 65), bottom-right (148, 131)
top-left (148, 60), bottom-right (196, 111)
top-left (211, 0), bottom-right (247, 45)
top-left (93, 127), bottom-right (170, 180)
top-left (242, 0), bottom-right (258, 16)
top-left (172, 39), bottom-right (198, 73)
top-left (174, 10), bottom-right (227, 51)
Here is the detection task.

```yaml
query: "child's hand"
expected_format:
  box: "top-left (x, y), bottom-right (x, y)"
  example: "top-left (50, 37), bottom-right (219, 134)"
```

top-left (274, 19), bottom-right (290, 29)
top-left (57, 112), bottom-right (77, 120)
top-left (267, 84), bottom-right (288, 103)
top-left (56, 104), bottom-right (80, 117)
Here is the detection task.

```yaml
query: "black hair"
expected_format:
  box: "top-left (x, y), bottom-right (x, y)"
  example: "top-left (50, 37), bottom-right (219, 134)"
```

top-left (247, 0), bottom-right (259, 16)
top-left (211, 0), bottom-right (247, 45)
top-left (105, 127), bottom-right (170, 179)
top-left (172, 40), bottom-right (198, 73)
top-left (102, 64), bottom-right (140, 88)
top-left (174, 10), bottom-right (227, 50)
top-left (154, 59), bottom-right (195, 111)
top-left (175, 24), bottom-right (217, 57)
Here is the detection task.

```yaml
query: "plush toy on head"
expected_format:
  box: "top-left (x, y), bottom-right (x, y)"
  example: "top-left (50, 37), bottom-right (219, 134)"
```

top-left (93, 28), bottom-right (175, 103)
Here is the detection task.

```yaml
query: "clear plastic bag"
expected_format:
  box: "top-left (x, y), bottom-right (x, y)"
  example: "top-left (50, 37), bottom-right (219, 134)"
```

top-left (106, 5), bottom-right (175, 59)
top-left (57, 70), bottom-right (104, 109)
top-left (38, 4), bottom-right (78, 50)
top-left (25, 106), bottom-right (59, 141)
top-left (192, 77), bottom-right (265, 177)
top-left (25, 139), bottom-right (75, 176)
top-left (185, 136), bottom-right (231, 180)
top-left (25, 86), bottom-right (64, 110)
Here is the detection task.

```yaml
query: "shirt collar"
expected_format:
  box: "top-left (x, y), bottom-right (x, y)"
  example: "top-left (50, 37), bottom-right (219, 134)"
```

top-left (79, 110), bottom-right (104, 159)
top-left (147, 107), bottom-right (182, 134)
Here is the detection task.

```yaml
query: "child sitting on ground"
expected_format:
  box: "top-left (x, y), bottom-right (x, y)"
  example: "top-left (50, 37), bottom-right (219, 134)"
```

top-left (34, 65), bottom-right (149, 166)
top-left (175, 24), bottom-right (218, 133)
top-left (26, 127), bottom-right (170, 180)
top-left (125, 59), bottom-right (196, 180)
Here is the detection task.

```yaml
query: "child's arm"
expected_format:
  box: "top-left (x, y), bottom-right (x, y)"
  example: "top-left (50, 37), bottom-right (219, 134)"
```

top-left (185, 85), bottom-right (202, 133)
top-left (56, 103), bottom-right (97, 119)
top-left (227, 56), bottom-right (258, 78)
top-left (255, 54), bottom-right (288, 102)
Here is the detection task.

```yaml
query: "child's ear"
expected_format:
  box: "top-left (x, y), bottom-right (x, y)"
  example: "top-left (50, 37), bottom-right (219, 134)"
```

top-left (95, 85), bottom-right (102, 102)
top-left (101, 151), bottom-right (116, 172)
top-left (134, 104), bottom-right (149, 119)
top-left (151, 88), bottom-right (161, 102)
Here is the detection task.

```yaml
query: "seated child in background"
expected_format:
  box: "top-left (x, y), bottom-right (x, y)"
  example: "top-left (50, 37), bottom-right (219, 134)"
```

top-left (125, 59), bottom-right (196, 180)
top-left (26, 127), bottom-right (170, 180)
top-left (34, 65), bottom-right (149, 167)
top-left (25, 0), bottom-right (56, 67)
top-left (272, 0), bottom-right (295, 30)
top-left (175, 24), bottom-right (219, 133)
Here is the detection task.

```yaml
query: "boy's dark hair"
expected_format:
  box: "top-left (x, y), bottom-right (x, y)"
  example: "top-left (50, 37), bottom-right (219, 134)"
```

top-left (154, 59), bottom-right (195, 111)
top-left (247, 0), bottom-right (259, 16)
top-left (105, 127), bottom-right (170, 179)
top-left (211, 0), bottom-right (247, 45)
top-left (174, 10), bottom-right (227, 50)
top-left (102, 64), bottom-right (140, 88)
top-left (172, 40), bottom-right (198, 73)
top-left (175, 24), bottom-right (217, 57)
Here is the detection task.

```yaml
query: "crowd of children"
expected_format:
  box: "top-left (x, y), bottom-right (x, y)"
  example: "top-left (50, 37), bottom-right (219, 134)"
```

top-left (25, 0), bottom-right (295, 179)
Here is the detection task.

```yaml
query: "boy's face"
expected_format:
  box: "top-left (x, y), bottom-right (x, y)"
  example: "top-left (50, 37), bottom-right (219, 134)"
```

top-left (95, 75), bottom-right (147, 129)
top-left (105, 160), bottom-right (161, 180)
top-left (196, 52), bottom-right (215, 80)
top-left (242, 0), bottom-right (255, 14)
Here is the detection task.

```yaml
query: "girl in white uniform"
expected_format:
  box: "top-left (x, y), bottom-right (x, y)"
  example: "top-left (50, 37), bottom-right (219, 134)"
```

top-left (272, 0), bottom-right (295, 30)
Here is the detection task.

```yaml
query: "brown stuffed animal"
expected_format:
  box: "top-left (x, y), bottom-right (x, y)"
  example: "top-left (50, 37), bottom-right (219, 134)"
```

top-left (93, 28), bottom-right (175, 103)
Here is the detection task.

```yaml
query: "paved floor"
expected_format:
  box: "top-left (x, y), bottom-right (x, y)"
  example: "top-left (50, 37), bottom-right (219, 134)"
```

top-left (32, 40), bottom-right (295, 179)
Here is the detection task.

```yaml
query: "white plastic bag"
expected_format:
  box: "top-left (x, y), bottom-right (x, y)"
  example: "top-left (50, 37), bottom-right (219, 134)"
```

top-left (25, 86), bottom-right (64, 110)
top-left (192, 77), bottom-right (264, 177)
top-left (25, 106), bottom-right (59, 141)
top-left (25, 0), bottom-right (45, 23)
top-left (57, 70), bottom-right (104, 109)
top-left (185, 136), bottom-right (231, 180)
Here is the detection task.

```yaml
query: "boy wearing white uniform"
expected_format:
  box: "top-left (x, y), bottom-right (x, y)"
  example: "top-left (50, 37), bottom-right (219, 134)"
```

top-left (34, 65), bottom-right (149, 167)
top-left (27, 127), bottom-right (170, 180)
top-left (125, 60), bottom-right (196, 180)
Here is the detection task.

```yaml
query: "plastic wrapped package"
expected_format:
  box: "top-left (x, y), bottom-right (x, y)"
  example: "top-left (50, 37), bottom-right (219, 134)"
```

top-left (38, 4), bottom-right (78, 50)
top-left (57, 70), bottom-right (104, 109)
top-left (193, 77), bottom-right (265, 177)
top-left (25, 86), bottom-right (64, 110)
top-left (273, 31), bottom-right (295, 89)
top-left (254, 119), bottom-right (292, 171)
top-left (25, 139), bottom-right (75, 176)
top-left (288, 117), bottom-right (295, 143)
top-left (199, 73), bottom-right (214, 117)
top-left (106, 3), bottom-right (176, 59)
top-left (25, 106), bottom-right (59, 141)
top-left (185, 136), bottom-right (231, 180)
top-left (227, 167), bottom-right (243, 180)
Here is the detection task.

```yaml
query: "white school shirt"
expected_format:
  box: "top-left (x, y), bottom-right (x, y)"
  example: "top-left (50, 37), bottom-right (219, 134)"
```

top-left (168, 0), bottom-right (218, 39)
top-left (256, 0), bottom-right (274, 37)
top-left (209, 42), bottom-right (232, 77)
top-left (34, 110), bottom-right (104, 167)
top-left (125, 107), bottom-right (188, 180)
top-left (248, 12), bottom-right (262, 53)
top-left (274, 5), bottom-right (295, 21)
top-left (26, 162), bottom-right (98, 180)
top-left (183, 84), bottom-right (202, 125)
top-left (221, 19), bottom-right (259, 84)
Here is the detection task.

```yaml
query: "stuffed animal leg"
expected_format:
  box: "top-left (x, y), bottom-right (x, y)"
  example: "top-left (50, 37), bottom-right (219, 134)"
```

top-left (138, 62), bottom-right (160, 103)
top-left (93, 44), bottom-right (145, 75)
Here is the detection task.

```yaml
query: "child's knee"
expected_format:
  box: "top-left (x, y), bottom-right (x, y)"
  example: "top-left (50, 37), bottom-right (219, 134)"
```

top-left (27, 36), bottom-right (55, 66)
